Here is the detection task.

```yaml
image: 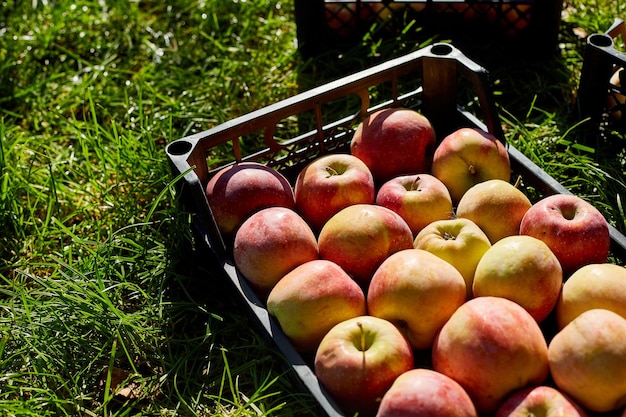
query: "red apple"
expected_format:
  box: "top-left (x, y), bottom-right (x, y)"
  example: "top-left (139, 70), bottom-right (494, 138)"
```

top-left (367, 249), bottom-right (467, 350)
top-left (294, 153), bottom-right (375, 232)
top-left (519, 194), bottom-right (610, 276)
top-left (432, 296), bottom-right (549, 414)
top-left (376, 368), bottom-right (478, 417)
top-left (205, 161), bottom-right (295, 239)
top-left (266, 259), bottom-right (367, 353)
top-left (549, 308), bottom-right (626, 413)
top-left (413, 217), bottom-right (491, 299)
top-left (495, 386), bottom-right (588, 417)
top-left (317, 204), bottom-right (414, 287)
top-left (314, 316), bottom-right (414, 417)
top-left (350, 108), bottom-right (436, 184)
top-left (376, 173), bottom-right (453, 236)
top-left (431, 127), bottom-right (511, 204)
top-left (233, 207), bottom-right (318, 296)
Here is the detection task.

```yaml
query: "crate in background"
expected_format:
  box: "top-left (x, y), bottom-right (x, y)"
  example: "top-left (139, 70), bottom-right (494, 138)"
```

top-left (294, 0), bottom-right (563, 58)
top-left (577, 18), bottom-right (626, 136)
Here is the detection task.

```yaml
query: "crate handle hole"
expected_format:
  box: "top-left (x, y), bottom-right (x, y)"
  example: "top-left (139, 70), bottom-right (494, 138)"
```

top-left (589, 33), bottom-right (613, 48)
top-left (431, 43), bottom-right (453, 56)
top-left (167, 140), bottom-right (193, 156)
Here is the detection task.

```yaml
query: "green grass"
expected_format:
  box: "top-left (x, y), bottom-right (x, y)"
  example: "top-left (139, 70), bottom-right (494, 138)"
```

top-left (1, 0), bottom-right (626, 416)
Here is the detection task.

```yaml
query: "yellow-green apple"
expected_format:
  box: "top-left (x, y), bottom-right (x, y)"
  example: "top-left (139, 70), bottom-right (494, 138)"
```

top-left (495, 386), bottom-right (588, 417)
top-left (432, 296), bottom-right (549, 414)
top-left (549, 308), bottom-right (626, 413)
top-left (431, 127), bottom-right (510, 204)
top-left (556, 263), bottom-right (626, 329)
top-left (205, 161), bottom-right (295, 240)
top-left (376, 173), bottom-right (453, 235)
top-left (455, 179), bottom-right (531, 244)
top-left (376, 368), bottom-right (478, 417)
top-left (519, 194), bottom-right (610, 276)
top-left (294, 153), bottom-right (375, 232)
top-left (314, 315), bottom-right (414, 417)
top-left (472, 235), bottom-right (563, 323)
top-left (367, 249), bottom-right (466, 350)
top-left (266, 259), bottom-right (366, 354)
top-left (350, 108), bottom-right (436, 184)
top-left (413, 217), bottom-right (491, 298)
top-left (233, 207), bottom-right (318, 296)
top-left (317, 204), bottom-right (414, 287)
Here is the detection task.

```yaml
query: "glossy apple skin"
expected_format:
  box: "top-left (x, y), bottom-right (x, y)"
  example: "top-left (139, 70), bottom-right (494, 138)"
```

top-left (295, 153), bottom-right (375, 232)
top-left (205, 161), bottom-right (295, 239)
top-left (367, 249), bottom-right (467, 350)
top-left (376, 173), bottom-right (453, 235)
top-left (413, 218), bottom-right (491, 299)
top-left (376, 368), bottom-right (478, 417)
top-left (549, 308), bottom-right (626, 413)
top-left (314, 316), bottom-right (414, 417)
top-left (472, 235), bottom-right (563, 323)
top-left (431, 127), bottom-right (510, 204)
top-left (456, 179), bottom-right (531, 244)
top-left (495, 386), bottom-right (588, 417)
top-left (432, 296), bottom-right (549, 415)
top-left (557, 263), bottom-right (626, 329)
top-left (233, 207), bottom-right (318, 296)
top-left (318, 204), bottom-right (414, 287)
top-left (519, 194), bottom-right (610, 276)
top-left (350, 108), bottom-right (436, 184)
top-left (266, 259), bottom-right (366, 354)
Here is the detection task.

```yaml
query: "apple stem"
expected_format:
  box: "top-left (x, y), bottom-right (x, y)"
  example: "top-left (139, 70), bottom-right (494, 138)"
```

top-left (325, 166), bottom-right (339, 177)
top-left (513, 175), bottom-right (522, 189)
top-left (410, 176), bottom-right (421, 191)
top-left (468, 165), bottom-right (476, 175)
top-left (357, 321), bottom-right (366, 364)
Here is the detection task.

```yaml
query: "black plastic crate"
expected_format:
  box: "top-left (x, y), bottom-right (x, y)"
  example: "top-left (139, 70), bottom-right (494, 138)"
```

top-left (577, 18), bottom-right (626, 135)
top-left (166, 42), bottom-right (626, 417)
top-left (294, 0), bottom-right (563, 58)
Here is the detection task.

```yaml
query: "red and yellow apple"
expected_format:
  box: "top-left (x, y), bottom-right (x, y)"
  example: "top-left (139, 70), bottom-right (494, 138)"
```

top-left (472, 235), bottom-right (563, 323)
top-left (205, 161), bottom-right (295, 239)
top-left (350, 108), bottom-right (436, 184)
top-left (519, 194), bottom-right (610, 275)
top-left (495, 386), bottom-right (588, 417)
top-left (266, 259), bottom-right (367, 353)
top-left (556, 262), bottom-right (626, 329)
top-left (314, 315), bottom-right (414, 417)
top-left (233, 207), bottom-right (318, 296)
top-left (317, 204), bottom-right (414, 287)
top-left (376, 368), bottom-right (478, 417)
top-left (376, 173), bottom-right (453, 236)
top-left (455, 179), bottom-right (531, 244)
top-left (549, 308), bottom-right (626, 413)
top-left (367, 249), bottom-right (467, 350)
top-left (431, 127), bottom-right (510, 204)
top-left (413, 217), bottom-right (491, 298)
top-left (294, 153), bottom-right (375, 232)
top-left (432, 296), bottom-right (549, 414)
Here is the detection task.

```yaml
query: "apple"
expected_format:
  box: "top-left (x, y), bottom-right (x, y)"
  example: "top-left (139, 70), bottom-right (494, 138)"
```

top-left (233, 207), bottom-right (318, 296)
top-left (557, 262), bottom-right (626, 329)
top-left (314, 315), bottom-right (414, 417)
top-left (549, 308), bottom-right (626, 413)
top-left (608, 67), bottom-right (625, 121)
top-left (317, 204), bottom-right (414, 287)
top-left (495, 386), bottom-right (588, 417)
top-left (455, 179), bottom-right (532, 244)
top-left (431, 127), bottom-right (511, 204)
top-left (205, 161), bottom-right (295, 240)
top-left (376, 173), bottom-right (453, 236)
top-left (294, 153), bottom-right (375, 232)
top-left (432, 296), bottom-right (549, 415)
top-left (350, 108), bottom-right (436, 184)
top-left (519, 194), bottom-right (610, 275)
top-left (413, 217), bottom-right (491, 299)
top-left (266, 259), bottom-right (367, 354)
top-left (367, 249), bottom-right (467, 350)
top-left (376, 368), bottom-right (478, 417)
top-left (472, 235), bottom-right (563, 323)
